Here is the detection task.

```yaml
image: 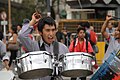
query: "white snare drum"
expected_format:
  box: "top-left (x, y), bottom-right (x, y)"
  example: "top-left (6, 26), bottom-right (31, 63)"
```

top-left (61, 52), bottom-right (93, 77)
top-left (17, 51), bottom-right (53, 79)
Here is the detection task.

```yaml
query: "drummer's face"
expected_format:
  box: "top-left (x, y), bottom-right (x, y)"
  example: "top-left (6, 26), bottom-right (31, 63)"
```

top-left (77, 30), bottom-right (85, 39)
top-left (114, 27), bottom-right (120, 39)
top-left (40, 24), bottom-right (56, 44)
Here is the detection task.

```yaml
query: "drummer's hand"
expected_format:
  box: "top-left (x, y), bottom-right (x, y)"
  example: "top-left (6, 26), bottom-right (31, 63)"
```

top-left (29, 12), bottom-right (42, 26)
top-left (106, 15), bottom-right (113, 21)
top-left (3, 59), bottom-right (10, 70)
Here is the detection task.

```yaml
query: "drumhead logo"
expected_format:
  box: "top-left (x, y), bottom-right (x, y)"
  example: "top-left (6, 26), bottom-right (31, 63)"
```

top-left (65, 58), bottom-right (91, 64)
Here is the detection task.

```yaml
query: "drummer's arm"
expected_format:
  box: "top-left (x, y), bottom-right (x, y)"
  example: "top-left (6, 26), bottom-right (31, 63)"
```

top-left (101, 16), bottom-right (112, 39)
top-left (18, 13), bottom-right (41, 52)
top-left (18, 24), bottom-right (35, 52)
top-left (0, 41), bottom-right (10, 70)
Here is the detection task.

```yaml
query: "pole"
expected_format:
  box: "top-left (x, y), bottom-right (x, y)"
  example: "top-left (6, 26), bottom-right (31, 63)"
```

top-left (8, 0), bottom-right (12, 31)
top-left (3, 20), bottom-right (6, 40)
top-left (46, 0), bottom-right (51, 16)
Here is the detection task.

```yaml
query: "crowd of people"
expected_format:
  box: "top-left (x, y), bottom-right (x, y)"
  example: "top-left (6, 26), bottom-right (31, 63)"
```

top-left (0, 11), bottom-right (119, 80)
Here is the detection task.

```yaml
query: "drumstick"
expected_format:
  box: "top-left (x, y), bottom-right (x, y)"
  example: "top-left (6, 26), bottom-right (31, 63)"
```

top-left (35, 8), bottom-right (42, 19)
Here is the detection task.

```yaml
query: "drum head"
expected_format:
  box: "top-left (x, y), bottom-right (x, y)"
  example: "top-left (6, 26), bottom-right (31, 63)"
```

top-left (61, 69), bottom-right (93, 77)
top-left (19, 68), bottom-right (53, 79)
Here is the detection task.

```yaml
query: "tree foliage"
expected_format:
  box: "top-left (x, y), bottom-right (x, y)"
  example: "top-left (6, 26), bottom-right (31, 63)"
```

top-left (11, 0), bottom-right (36, 25)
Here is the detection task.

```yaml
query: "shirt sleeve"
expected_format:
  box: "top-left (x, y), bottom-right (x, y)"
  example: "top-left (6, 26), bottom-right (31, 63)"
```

top-left (0, 41), bottom-right (9, 61)
top-left (18, 24), bottom-right (35, 52)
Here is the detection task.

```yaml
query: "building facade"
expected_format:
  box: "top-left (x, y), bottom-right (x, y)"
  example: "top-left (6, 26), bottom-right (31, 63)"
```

top-left (66, 0), bottom-right (120, 20)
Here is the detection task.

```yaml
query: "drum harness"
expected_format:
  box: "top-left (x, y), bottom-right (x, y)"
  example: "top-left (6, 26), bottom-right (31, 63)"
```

top-left (38, 41), bottom-right (63, 80)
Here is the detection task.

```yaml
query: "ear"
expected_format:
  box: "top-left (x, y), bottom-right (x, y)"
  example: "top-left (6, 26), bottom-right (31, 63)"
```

top-left (38, 31), bottom-right (42, 35)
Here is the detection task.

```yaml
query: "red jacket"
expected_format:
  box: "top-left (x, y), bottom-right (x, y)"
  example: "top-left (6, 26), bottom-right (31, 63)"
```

top-left (69, 38), bottom-right (93, 54)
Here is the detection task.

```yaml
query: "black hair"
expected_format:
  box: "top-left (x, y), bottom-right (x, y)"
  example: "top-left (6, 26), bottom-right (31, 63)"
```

top-left (11, 25), bottom-right (18, 34)
top-left (37, 17), bottom-right (56, 32)
top-left (79, 21), bottom-right (90, 28)
top-left (77, 27), bottom-right (86, 34)
top-left (0, 31), bottom-right (4, 40)
top-left (17, 24), bottom-right (22, 28)
top-left (22, 18), bottom-right (30, 25)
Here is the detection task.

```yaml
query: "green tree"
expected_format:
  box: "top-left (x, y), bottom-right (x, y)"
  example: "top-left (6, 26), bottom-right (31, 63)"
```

top-left (11, 0), bottom-right (36, 25)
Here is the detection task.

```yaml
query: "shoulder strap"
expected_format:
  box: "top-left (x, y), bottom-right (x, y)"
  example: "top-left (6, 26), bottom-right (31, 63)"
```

top-left (85, 33), bottom-right (88, 53)
top-left (38, 41), bottom-right (46, 51)
top-left (53, 41), bottom-right (59, 60)
top-left (38, 41), bottom-right (59, 60)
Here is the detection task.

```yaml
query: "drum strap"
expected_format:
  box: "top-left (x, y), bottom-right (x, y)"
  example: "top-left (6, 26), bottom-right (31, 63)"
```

top-left (38, 41), bottom-right (46, 51)
top-left (38, 41), bottom-right (59, 60)
top-left (53, 41), bottom-right (59, 60)
top-left (85, 33), bottom-right (88, 53)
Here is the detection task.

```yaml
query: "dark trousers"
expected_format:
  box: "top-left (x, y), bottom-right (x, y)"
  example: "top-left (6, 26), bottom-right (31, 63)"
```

top-left (71, 77), bottom-right (86, 80)
top-left (9, 50), bottom-right (18, 67)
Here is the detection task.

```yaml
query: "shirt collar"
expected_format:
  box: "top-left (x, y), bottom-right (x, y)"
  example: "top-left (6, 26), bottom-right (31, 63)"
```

top-left (40, 38), bottom-right (55, 47)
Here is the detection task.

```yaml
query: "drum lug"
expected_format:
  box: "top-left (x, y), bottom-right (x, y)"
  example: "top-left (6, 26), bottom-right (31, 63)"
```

top-left (17, 63), bottom-right (21, 68)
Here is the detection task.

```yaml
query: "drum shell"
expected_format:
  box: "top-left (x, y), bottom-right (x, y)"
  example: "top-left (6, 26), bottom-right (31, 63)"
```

top-left (17, 51), bottom-right (53, 79)
top-left (61, 52), bottom-right (93, 77)
top-left (91, 51), bottom-right (120, 80)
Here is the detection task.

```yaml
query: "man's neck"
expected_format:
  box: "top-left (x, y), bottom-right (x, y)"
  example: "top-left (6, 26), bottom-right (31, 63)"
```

top-left (78, 38), bottom-right (84, 41)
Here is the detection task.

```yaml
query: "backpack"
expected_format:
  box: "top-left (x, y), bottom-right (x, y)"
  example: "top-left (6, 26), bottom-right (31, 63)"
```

top-left (88, 30), bottom-right (97, 45)
top-left (87, 30), bottom-right (99, 54)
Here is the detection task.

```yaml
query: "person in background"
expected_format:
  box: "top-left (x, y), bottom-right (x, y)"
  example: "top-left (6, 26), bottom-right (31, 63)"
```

top-left (103, 21), bottom-right (115, 53)
top-left (18, 12), bottom-right (69, 80)
top-left (8, 25), bottom-right (18, 67)
top-left (69, 27), bottom-right (93, 53)
top-left (56, 29), bottom-right (64, 43)
top-left (101, 15), bottom-right (120, 62)
top-left (0, 40), bottom-right (10, 70)
top-left (0, 31), bottom-right (9, 70)
top-left (61, 27), bottom-right (71, 47)
top-left (69, 27), bottom-right (94, 80)
top-left (17, 24), bottom-right (22, 33)
top-left (90, 26), bottom-right (94, 31)
top-left (0, 30), bottom-right (6, 43)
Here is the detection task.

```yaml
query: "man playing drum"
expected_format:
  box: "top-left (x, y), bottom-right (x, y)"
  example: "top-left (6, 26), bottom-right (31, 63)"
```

top-left (69, 27), bottom-right (94, 80)
top-left (101, 15), bottom-right (120, 62)
top-left (18, 12), bottom-right (69, 80)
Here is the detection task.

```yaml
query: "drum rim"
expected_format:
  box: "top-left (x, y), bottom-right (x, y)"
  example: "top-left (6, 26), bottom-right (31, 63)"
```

top-left (65, 52), bottom-right (92, 56)
top-left (17, 51), bottom-right (50, 59)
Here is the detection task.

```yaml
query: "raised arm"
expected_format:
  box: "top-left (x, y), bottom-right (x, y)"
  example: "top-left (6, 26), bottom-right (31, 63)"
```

top-left (18, 12), bottom-right (41, 52)
top-left (101, 15), bottom-right (113, 39)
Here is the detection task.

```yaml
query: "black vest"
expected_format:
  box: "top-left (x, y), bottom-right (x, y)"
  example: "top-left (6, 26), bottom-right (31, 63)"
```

top-left (38, 41), bottom-right (59, 60)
